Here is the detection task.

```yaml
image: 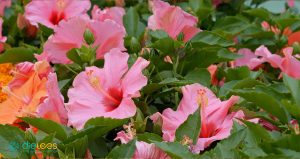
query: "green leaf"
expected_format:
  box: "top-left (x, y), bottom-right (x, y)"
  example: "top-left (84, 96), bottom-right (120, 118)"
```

top-left (38, 133), bottom-right (57, 157)
top-left (63, 135), bottom-right (88, 158)
top-left (283, 74), bottom-right (300, 107)
top-left (0, 47), bottom-right (35, 64)
top-left (185, 68), bottom-right (211, 87)
top-left (150, 37), bottom-right (175, 55)
top-left (88, 137), bottom-right (108, 158)
top-left (225, 66), bottom-right (262, 81)
top-left (189, 0), bottom-right (213, 20)
top-left (242, 120), bottom-right (273, 142)
top-left (231, 88), bottom-right (289, 123)
top-left (175, 108), bottom-right (201, 144)
top-left (123, 7), bottom-right (145, 38)
top-left (84, 117), bottom-right (128, 129)
top-left (191, 31), bottom-right (234, 47)
top-left (0, 125), bottom-right (28, 158)
top-left (106, 139), bottom-right (136, 159)
top-left (281, 100), bottom-right (300, 122)
top-left (213, 16), bottom-right (250, 35)
top-left (39, 24), bottom-right (54, 37)
top-left (67, 48), bottom-right (83, 65)
top-left (202, 128), bottom-right (247, 159)
top-left (153, 141), bottom-right (197, 159)
top-left (21, 117), bottom-right (70, 141)
top-left (149, 30), bottom-right (169, 39)
top-left (137, 133), bottom-right (163, 143)
top-left (244, 8), bottom-right (271, 20)
top-left (217, 48), bottom-right (242, 61)
top-left (219, 78), bottom-right (263, 98)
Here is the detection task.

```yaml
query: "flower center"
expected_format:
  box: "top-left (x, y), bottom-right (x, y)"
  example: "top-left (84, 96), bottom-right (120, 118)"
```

top-left (197, 89), bottom-right (209, 138)
top-left (49, 10), bottom-right (65, 25)
top-left (88, 72), bottom-right (122, 109)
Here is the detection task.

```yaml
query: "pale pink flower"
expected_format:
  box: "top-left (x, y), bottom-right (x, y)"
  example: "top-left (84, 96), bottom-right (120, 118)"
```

top-left (37, 16), bottom-right (126, 64)
top-left (115, 131), bottom-right (170, 159)
top-left (0, 18), bottom-right (6, 42)
top-left (233, 48), bottom-right (265, 70)
top-left (38, 73), bottom-right (68, 125)
top-left (261, 21), bottom-right (280, 34)
top-left (92, 5), bottom-right (125, 26)
top-left (0, 0), bottom-right (11, 16)
top-left (163, 55), bottom-right (173, 64)
top-left (24, 0), bottom-right (91, 29)
top-left (66, 49), bottom-right (149, 129)
top-left (0, 18), bottom-right (6, 52)
top-left (255, 45), bottom-right (300, 79)
top-left (151, 83), bottom-right (242, 153)
top-left (148, 0), bottom-right (200, 42)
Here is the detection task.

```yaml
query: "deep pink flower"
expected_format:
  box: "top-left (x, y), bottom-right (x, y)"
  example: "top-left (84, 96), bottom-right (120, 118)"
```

top-left (0, 18), bottom-right (7, 52)
top-left (148, 0), bottom-right (200, 42)
top-left (24, 0), bottom-right (91, 29)
top-left (115, 131), bottom-right (170, 159)
top-left (233, 48), bottom-right (265, 70)
top-left (38, 73), bottom-right (68, 125)
top-left (66, 49), bottom-right (149, 129)
top-left (36, 16), bottom-right (126, 64)
top-left (287, 0), bottom-right (295, 7)
top-left (255, 45), bottom-right (300, 79)
top-left (0, 0), bottom-right (11, 16)
top-left (92, 5), bottom-right (125, 26)
top-left (212, 0), bottom-right (222, 7)
top-left (207, 65), bottom-right (218, 86)
top-left (151, 83), bottom-right (242, 153)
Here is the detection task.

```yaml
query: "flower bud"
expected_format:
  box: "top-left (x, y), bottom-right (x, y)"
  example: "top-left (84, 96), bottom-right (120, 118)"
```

top-left (84, 28), bottom-right (95, 45)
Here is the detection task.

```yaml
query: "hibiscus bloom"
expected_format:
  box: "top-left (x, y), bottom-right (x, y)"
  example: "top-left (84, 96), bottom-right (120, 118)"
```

top-left (92, 5), bottom-right (125, 26)
top-left (115, 131), bottom-right (170, 159)
top-left (36, 16), bottom-right (126, 64)
top-left (66, 49), bottom-right (149, 129)
top-left (24, 0), bottom-right (91, 29)
top-left (255, 45), bottom-right (300, 79)
top-left (0, 61), bottom-right (67, 125)
top-left (232, 48), bottom-right (265, 70)
top-left (37, 73), bottom-right (68, 125)
top-left (0, 0), bottom-right (11, 16)
top-left (151, 83), bottom-right (242, 153)
top-left (148, 0), bottom-right (200, 42)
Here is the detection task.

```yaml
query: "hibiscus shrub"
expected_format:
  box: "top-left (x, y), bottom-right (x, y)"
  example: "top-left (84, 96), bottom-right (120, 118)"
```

top-left (1, 0), bottom-right (300, 158)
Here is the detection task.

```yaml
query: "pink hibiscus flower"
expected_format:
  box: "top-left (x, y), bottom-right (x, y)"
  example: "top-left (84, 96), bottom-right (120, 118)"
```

top-left (92, 5), bottom-right (125, 26)
top-left (232, 48), bottom-right (265, 70)
top-left (38, 73), bottom-right (68, 125)
top-left (148, 0), bottom-right (200, 42)
top-left (151, 83), bottom-right (242, 153)
top-left (115, 131), bottom-right (170, 159)
top-left (36, 16), bottom-right (126, 64)
top-left (66, 49), bottom-right (150, 129)
top-left (255, 45), bottom-right (300, 79)
top-left (0, 18), bottom-right (7, 52)
top-left (24, 0), bottom-right (91, 29)
top-left (0, 0), bottom-right (11, 16)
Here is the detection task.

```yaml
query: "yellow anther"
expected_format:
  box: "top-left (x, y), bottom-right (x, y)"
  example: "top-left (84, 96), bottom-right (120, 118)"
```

top-left (197, 89), bottom-right (208, 108)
